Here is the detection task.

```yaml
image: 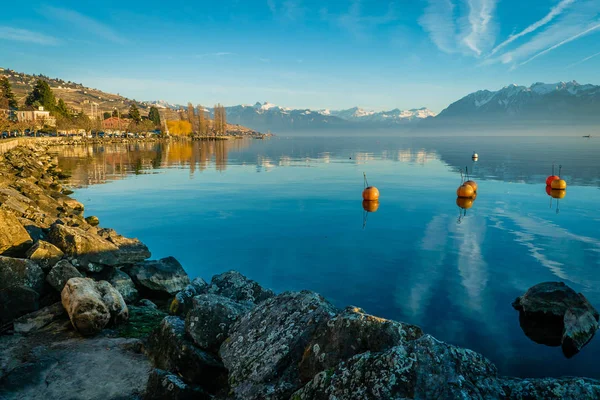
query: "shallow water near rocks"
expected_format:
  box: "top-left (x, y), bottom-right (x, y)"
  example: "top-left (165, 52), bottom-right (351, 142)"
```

top-left (56, 135), bottom-right (600, 379)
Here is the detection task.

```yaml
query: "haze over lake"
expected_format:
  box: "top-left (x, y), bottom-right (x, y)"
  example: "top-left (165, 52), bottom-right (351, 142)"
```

top-left (57, 135), bottom-right (600, 379)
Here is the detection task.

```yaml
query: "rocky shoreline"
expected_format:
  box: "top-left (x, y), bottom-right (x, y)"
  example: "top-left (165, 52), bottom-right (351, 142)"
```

top-left (1, 143), bottom-right (599, 399)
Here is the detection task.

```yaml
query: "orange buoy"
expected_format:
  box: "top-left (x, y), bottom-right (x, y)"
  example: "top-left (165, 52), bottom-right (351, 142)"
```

top-left (464, 180), bottom-right (478, 192)
top-left (457, 184), bottom-right (475, 198)
top-left (362, 200), bottom-right (379, 212)
top-left (546, 175), bottom-right (559, 186)
top-left (551, 179), bottom-right (567, 190)
top-left (550, 189), bottom-right (566, 199)
top-left (362, 187), bottom-right (380, 201)
top-left (456, 197), bottom-right (474, 209)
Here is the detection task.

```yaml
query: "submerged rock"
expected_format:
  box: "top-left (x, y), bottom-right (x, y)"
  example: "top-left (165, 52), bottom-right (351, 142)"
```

top-left (298, 306), bottom-right (424, 382)
top-left (513, 282), bottom-right (599, 357)
top-left (220, 290), bottom-right (337, 400)
top-left (170, 277), bottom-right (208, 316)
top-left (147, 316), bottom-right (227, 392)
top-left (13, 302), bottom-right (66, 334)
top-left (185, 294), bottom-right (252, 353)
top-left (25, 240), bottom-right (64, 271)
top-left (61, 277), bottom-right (128, 336)
top-left (144, 369), bottom-right (210, 400)
top-left (293, 334), bottom-right (503, 400)
top-left (207, 270), bottom-right (275, 304)
top-left (46, 260), bottom-right (83, 292)
top-left (125, 257), bottom-right (190, 296)
top-left (0, 209), bottom-right (33, 257)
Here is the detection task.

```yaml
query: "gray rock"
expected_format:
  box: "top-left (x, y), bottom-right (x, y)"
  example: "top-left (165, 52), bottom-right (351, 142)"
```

top-left (220, 290), bottom-right (337, 400)
top-left (144, 369), bottom-right (210, 400)
top-left (169, 277), bottom-right (208, 316)
top-left (46, 260), bottom-right (83, 292)
top-left (25, 240), bottom-right (64, 271)
top-left (138, 299), bottom-right (158, 309)
top-left (13, 302), bottom-right (66, 334)
top-left (501, 377), bottom-right (600, 399)
top-left (0, 209), bottom-right (33, 256)
top-left (125, 257), bottom-right (190, 296)
top-left (207, 270), bottom-right (275, 304)
top-left (185, 294), bottom-right (252, 353)
top-left (293, 334), bottom-right (504, 400)
top-left (48, 223), bottom-right (121, 270)
top-left (61, 277), bottom-right (128, 336)
top-left (97, 228), bottom-right (151, 264)
top-left (106, 268), bottom-right (139, 303)
top-left (513, 282), bottom-right (599, 357)
top-left (0, 286), bottom-right (40, 327)
top-left (299, 306), bottom-right (424, 382)
top-left (147, 316), bottom-right (227, 392)
top-left (0, 256), bottom-right (44, 324)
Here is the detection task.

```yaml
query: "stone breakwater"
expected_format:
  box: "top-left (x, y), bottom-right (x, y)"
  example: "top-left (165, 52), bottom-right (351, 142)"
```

top-left (0, 144), bottom-right (599, 400)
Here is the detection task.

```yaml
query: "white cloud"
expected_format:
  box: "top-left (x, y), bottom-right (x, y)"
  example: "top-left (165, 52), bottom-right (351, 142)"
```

top-left (566, 50), bottom-right (600, 68)
top-left (42, 6), bottom-right (127, 44)
top-left (419, 0), bottom-right (457, 54)
top-left (462, 0), bottom-right (497, 56)
top-left (490, 0), bottom-right (574, 56)
top-left (0, 27), bottom-right (59, 45)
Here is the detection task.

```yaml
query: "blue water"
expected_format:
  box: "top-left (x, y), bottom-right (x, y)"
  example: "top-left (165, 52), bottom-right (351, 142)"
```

top-left (57, 136), bottom-right (600, 379)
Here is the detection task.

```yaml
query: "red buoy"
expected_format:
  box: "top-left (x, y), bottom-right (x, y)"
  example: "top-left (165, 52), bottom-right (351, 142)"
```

top-left (546, 175), bottom-right (559, 186)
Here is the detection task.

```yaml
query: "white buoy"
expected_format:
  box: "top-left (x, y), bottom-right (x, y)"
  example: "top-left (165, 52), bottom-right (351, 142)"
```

top-left (472, 151), bottom-right (478, 160)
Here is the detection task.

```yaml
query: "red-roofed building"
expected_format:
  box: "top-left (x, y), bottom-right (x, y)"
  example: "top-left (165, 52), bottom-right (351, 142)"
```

top-left (102, 117), bottom-right (129, 132)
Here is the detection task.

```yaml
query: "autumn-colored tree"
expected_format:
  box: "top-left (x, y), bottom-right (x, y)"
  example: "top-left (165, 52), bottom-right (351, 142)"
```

top-left (187, 103), bottom-right (197, 132)
top-left (212, 104), bottom-right (227, 135)
top-left (55, 115), bottom-right (74, 134)
top-left (0, 112), bottom-right (10, 132)
top-left (197, 105), bottom-right (206, 135)
top-left (166, 120), bottom-right (192, 136)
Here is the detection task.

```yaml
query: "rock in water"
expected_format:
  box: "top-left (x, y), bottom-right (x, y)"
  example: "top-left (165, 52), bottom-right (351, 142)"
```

top-left (298, 306), bottom-right (424, 382)
top-left (144, 369), bottom-right (210, 400)
top-left (220, 291), bottom-right (337, 400)
top-left (185, 294), bottom-right (252, 353)
top-left (13, 302), bottom-right (66, 334)
top-left (46, 260), bottom-right (83, 292)
top-left (207, 270), bottom-right (275, 304)
top-left (0, 209), bottom-right (33, 257)
top-left (61, 277), bottom-right (128, 336)
top-left (0, 256), bottom-right (45, 324)
top-left (513, 282), bottom-right (599, 357)
top-left (25, 240), bottom-right (64, 271)
top-left (147, 316), bottom-right (227, 392)
top-left (293, 335), bottom-right (504, 400)
top-left (48, 223), bottom-right (121, 270)
top-left (125, 257), bottom-right (190, 296)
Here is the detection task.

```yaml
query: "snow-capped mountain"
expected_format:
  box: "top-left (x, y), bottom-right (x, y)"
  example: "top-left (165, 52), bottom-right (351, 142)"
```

top-left (143, 100), bottom-right (182, 110)
top-left (437, 81), bottom-right (600, 121)
top-left (326, 107), bottom-right (436, 123)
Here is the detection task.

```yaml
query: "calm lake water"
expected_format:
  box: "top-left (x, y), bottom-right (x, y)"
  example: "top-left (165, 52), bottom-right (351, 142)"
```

top-left (56, 136), bottom-right (600, 379)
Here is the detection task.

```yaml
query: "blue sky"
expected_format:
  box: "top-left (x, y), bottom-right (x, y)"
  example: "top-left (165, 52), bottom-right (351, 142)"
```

top-left (1, 0), bottom-right (599, 112)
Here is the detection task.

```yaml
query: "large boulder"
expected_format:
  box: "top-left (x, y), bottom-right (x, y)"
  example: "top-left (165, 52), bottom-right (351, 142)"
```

top-left (106, 268), bottom-right (139, 303)
top-left (97, 228), bottom-right (151, 264)
top-left (0, 209), bottom-right (33, 256)
top-left (298, 306), bottom-right (424, 382)
top-left (512, 282), bottom-right (599, 357)
top-left (169, 277), bottom-right (208, 316)
top-left (144, 369), bottom-right (210, 400)
top-left (13, 302), bottom-right (66, 334)
top-left (125, 257), bottom-right (190, 296)
top-left (25, 240), bottom-right (64, 271)
top-left (220, 291), bottom-right (337, 400)
top-left (48, 223), bottom-right (121, 271)
top-left (501, 377), bottom-right (600, 399)
top-left (147, 316), bottom-right (227, 392)
top-left (46, 260), bottom-right (83, 292)
top-left (61, 277), bottom-right (128, 336)
top-left (185, 294), bottom-right (252, 353)
top-left (207, 270), bottom-right (275, 304)
top-left (0, 256), bottom-right (45, 324)
top-left (293, 334), bottom-right (504, 400)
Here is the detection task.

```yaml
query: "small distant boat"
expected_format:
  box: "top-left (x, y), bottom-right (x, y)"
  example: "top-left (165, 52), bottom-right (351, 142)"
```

top-left (582, 135), bottom-right (591, 138)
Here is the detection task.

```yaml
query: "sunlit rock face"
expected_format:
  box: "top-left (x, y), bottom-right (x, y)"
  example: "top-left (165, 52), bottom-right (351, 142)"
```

top-left (512, 281), bottom-right (599, 358)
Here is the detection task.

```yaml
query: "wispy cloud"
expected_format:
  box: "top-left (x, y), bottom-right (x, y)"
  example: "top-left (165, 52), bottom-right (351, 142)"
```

top-left (322, 0), bottom-right (397, 40)
top-left (41, 6), bottom-right (126, 44)
top-left (490, 0), bottom-right (575, 56)
top-left (566, 50), bottom-right (600, 68)
top-left (419, 0), bottom-right (497, 56)
top-left (520, 22), bottom-right (600, 66)
top-left (0, 26), bottom-right (59, 45)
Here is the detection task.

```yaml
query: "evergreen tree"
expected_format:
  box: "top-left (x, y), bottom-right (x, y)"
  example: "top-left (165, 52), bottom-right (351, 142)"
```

top-left (56, 98), bottom-right (69, 117)
top-left (148, 106), bottom-right (161, 126)
top-left (0, 77), bottom-right (18, 109)
top-left (112, 109), bottom-right (119, 117)
top-left (25, 79), bottom-right (56, 110)
top-left (103, 111), bottom-right (112, 120)
top-left (129, 104), bottom-right (141, 123)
